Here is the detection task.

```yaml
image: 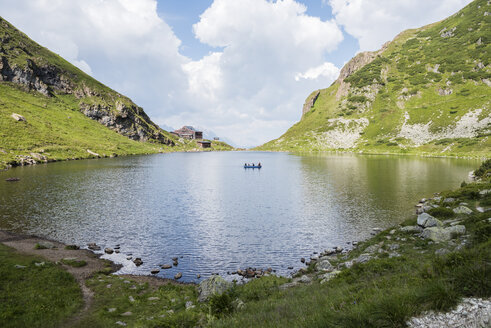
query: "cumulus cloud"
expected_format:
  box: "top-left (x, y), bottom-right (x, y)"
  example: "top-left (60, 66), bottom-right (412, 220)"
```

top-left (295, 62), bottom-right (340, 81)
top-left (177, 0), bottom-right (344, 146)
top-left (1, 0), bottom-right (344, 147)
top-left (329, 0), bottom-right (474, 51)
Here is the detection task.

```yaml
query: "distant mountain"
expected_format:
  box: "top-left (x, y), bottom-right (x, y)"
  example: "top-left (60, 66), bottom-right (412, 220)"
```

top-left (0, 17), bottom-right (190, 169)
top-left (257, 0), bottom-right (490, 157)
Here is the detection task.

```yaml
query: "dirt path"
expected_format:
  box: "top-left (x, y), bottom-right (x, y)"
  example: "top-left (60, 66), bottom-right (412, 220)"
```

top-left (0, 230), bottom-right (190, 326)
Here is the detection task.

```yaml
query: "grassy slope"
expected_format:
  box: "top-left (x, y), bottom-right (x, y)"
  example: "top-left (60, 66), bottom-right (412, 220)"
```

top-left (0, 18), bottom-right (233, 169)
top-left (0, 83), bottom-right (171, 168)
top-left (258, 0), bottom-right (490, 157)
top-left (0, 244), bottom-right (82, 328)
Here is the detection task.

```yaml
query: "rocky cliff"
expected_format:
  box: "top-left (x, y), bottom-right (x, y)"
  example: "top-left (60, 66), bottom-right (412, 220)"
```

top-left (0, 17), bottom-right (174, 146)
top-left (258, 0), bottom-right (490, 157)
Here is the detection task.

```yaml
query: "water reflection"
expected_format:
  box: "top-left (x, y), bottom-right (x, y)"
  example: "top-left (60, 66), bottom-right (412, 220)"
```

top-left (0, 152), bottom-right (479, 281)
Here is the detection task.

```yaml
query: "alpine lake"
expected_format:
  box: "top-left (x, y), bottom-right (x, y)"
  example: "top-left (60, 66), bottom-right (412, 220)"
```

top-left (0, 152), bottom-right (481, 282)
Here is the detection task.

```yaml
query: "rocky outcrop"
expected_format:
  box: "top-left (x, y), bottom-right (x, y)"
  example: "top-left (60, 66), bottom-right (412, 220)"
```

top-left (302, 90), bottom-right (320, 116)
top-left (0, 16), bottom-right (174, 146)
top-left (0, 56), bottom-right (71, 96)
top-left (79, 101), bottom-right (173, 144)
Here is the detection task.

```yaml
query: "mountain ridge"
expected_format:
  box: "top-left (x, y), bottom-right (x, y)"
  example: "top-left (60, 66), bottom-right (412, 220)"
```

top-left (257, 0), bottom-right (490, 157)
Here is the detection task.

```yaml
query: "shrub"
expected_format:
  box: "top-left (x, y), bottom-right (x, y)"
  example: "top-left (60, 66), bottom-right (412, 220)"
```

top-left (427, 207), bottom-right (455, 219)
top-left (209, 293), bottom-right (233, 317)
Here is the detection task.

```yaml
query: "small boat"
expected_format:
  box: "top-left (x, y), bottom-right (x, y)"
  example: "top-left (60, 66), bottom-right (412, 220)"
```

top-left (244, 165), bottom-right (262, 169)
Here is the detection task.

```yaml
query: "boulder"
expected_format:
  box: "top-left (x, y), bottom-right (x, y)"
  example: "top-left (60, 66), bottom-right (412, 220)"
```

top-left (421, 227), bottom-right (451, 242)
top-left (133, 258), bottom-right (143, 266)
top-left (453, 206), bottom-right (472, 215)
top-left (354, 253), bottom-right (372, 264)
top-left (443, 198), bottom-right (456, 203)
top-left (104, 247), bottom-right (114, 254)
top-left (400, 225), bottom-right (424, 233)
top-left (198, 275), bottom-right (233, 302)
top-left (174, 272), bottom-right (182, 280)
top-left (161, 264), bottom-right (172, 269)
top-left (315, 258), bottom-right (333, 272)
top-left (36, 241), bottom-right (56, 249)
top-left (417, 213), bottom-right (442, 228)
top-left (150, 268), bottom-right (160, 274)
top-left (447, 225), bottom-right (466, 236)
top-left (11, 113), bottom-right (26, 121)
top-left (320, 270), bottom-right (341, 284)
top-left (293, 275), bottom-right (312, 284)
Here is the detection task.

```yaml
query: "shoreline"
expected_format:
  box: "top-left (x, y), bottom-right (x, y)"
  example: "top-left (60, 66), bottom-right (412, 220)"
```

top-left (0, 229), bottom-right (194, 286)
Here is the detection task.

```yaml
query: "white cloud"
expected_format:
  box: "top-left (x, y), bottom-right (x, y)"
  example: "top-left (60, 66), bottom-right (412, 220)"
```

top-left (0, 0), bottom-right (189, 117)
top-left (179, 0), bottom-right (343, 146)
top-left (295, 62), bottom-right (340, 81)
top-left (329, 0), bottom-right (474, 51)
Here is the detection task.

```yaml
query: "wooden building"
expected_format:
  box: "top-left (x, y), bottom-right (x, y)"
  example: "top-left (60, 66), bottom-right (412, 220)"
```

top-left (197, 141), bottom-right (211, 148)
top-left (171, 126), bottom-right (203, 140)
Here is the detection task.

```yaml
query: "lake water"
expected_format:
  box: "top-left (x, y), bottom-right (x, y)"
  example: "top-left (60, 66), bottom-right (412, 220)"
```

top-left (0, 152), bottom-right (480, 282)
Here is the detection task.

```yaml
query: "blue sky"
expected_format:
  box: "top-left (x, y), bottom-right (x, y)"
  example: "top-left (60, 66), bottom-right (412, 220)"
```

top-left (0, 0), bottom-right (473, 147)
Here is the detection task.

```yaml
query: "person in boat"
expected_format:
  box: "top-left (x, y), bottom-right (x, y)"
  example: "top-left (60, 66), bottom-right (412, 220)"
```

top-left (258, 162), bottom-right (261, 167)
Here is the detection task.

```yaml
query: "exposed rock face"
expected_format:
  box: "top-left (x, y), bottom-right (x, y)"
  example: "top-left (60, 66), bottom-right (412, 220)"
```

top-left (335, 42), bottom-right (388, 99)
top-left (302, 90), bottom-right (320, 116)
top-left (0, 17), bottom-right (174, 146)
top-left (0, 57), bottom-right (70, 96)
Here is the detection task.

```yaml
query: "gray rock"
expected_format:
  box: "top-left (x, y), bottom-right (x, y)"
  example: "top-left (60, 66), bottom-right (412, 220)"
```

top-left (354, 253), bottom-right (372, 264)
top-left (108, 308), bottom-right (116, 312)
top-left (37, 241), bottom-right (56, 249)
top-left (233, 298), bottom-right (245, 310)
top-left (400, 225), bottom-right (423, 233)
top-left (11, 113), bottom-right (26, 121)
top-left (319, 270), bottom-right (341, 284)
top-left (147, 297), bottom-right (160, 301)
top-left (198, 275), bottom-right (233, 302)
top-left (315, 258), bottom-right (333, 272)
top-left (161, 264), bottom-right (172, 269)
top-left (421, 227), bottom-right (452, 242)
top-left (294, 275), bottom-right (312, 284)
top-left (479, 189), bottom-right (490, 196)
top-left (128, 296), bottom-right (135, 303)
top-left (121, 311), bottom-right (132, 316)
top-left (150, 268), bottom-right (160, 274)
top-left (115, 321), bottom-right (126, 326)
top-left (14, 264), bottom-right (26, 269)
top-left (279, 282), bottom-right (298, 290)
top-left (104, 247), bottom-right (114, 254)
top-left (417, 213), bottom-right (442, 228)
top-left (453, 206), bottom-right (472, 215)
top-left (87, 243), bottom-right (101, 251)
top-left (185, 301), bottom-right (195, 310)
top-left (174, 272), bottom-right (182, 280)
top-left (388, 243), bottom-right (400, 251)
top-left (444, 198), bottom-right (456, 203)
top-left (447, 225), bottom-right (466, 236)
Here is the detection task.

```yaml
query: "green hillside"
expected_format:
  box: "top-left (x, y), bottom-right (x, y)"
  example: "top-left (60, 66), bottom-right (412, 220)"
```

top-left (258, 0), bottom-right (490, 157)
top-left (0, 17), bottom-right (232, 169)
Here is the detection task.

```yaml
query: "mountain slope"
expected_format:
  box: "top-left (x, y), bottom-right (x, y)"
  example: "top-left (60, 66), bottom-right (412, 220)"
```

top-left (0, 17), bottom-right (233, 169)
top-left (258, 0), bottom-right (490, 157)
